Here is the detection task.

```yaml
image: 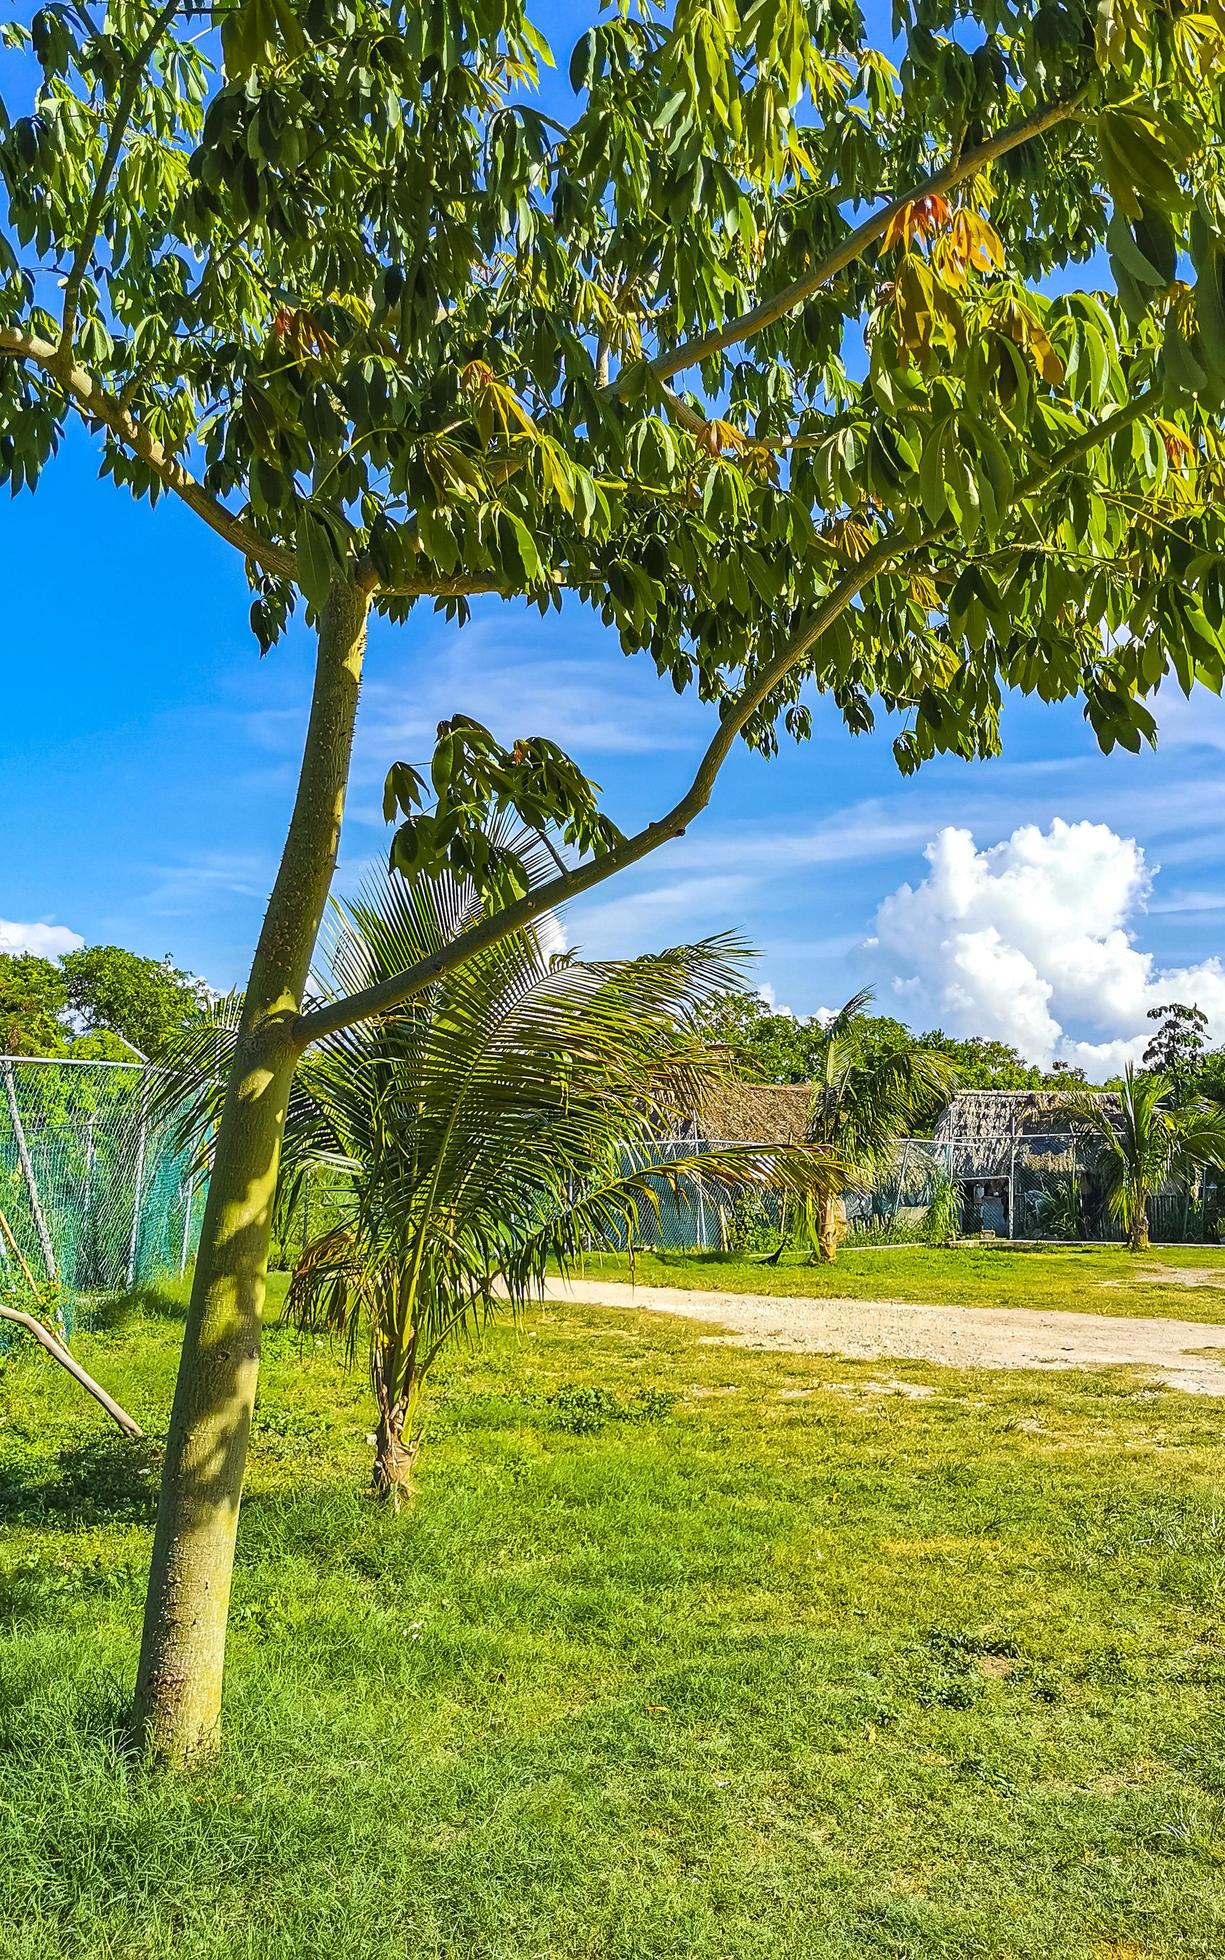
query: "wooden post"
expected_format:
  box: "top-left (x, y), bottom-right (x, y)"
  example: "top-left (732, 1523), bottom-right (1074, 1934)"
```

top-left (0, 1203), bottom-right (41, 1296)
top-left (0, 1303), bottom-right (144, 1436)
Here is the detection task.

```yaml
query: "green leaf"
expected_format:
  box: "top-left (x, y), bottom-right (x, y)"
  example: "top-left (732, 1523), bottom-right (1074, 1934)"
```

top-left (296, 506), bottom-right (341, 614)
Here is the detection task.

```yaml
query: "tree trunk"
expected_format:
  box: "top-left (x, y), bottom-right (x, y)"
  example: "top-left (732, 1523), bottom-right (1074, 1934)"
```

top-left (1129, 1202), bottom-right (1150, 1252)
top-left (815, 1192), bottom-right (848, 1264)
top-left (372, 1398), bottom-right (416, 1509)
top-left (132, 582), bottom-right (369, 1766)
top-left (370, 1331), bottom-right (416, 1509)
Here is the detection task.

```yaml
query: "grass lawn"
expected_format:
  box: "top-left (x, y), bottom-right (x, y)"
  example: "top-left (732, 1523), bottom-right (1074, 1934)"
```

top-left (3, 1275), bottom-right (1225, 1957)
top-left (563, 1241), bottom-right (1225, 1321)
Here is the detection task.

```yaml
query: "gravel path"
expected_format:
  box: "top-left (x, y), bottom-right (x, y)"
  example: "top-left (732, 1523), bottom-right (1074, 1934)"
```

top-left (539, 1276), bottom-right (1225, 1395)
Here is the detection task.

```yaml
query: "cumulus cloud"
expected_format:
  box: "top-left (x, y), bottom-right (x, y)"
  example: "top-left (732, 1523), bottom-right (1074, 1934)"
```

top-left (868, 819), bottom-right (1225, 1074)
top-left (0, 917), bottom-right (84, 959)
top-left (756, 980), bottom-right (795, 1016)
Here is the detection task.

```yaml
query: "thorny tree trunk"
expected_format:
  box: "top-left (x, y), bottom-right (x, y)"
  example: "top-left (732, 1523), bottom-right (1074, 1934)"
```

top-left (132, 583), bottom-right (370, 1766)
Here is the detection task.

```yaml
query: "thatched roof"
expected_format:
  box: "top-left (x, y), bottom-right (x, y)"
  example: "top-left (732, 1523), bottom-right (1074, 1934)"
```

top-left (687, 1081), bottom-right (1123, 1151)
top-left (933, 1088), bottom-right (1119, 1144)
top-left (691, 1081), bottom-right (812, 1144)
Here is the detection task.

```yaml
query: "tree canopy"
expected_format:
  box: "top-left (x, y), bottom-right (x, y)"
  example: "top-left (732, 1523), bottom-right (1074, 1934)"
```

top-left (0, 952), bottom-right (67, 1055)
top-left (7, 0), bottom-right (1225, 935)
top-left (0, 942), bottom-right (207, 1058)
top-left (60, 944), bottom-right (209, 1057)
top-left (695, 985), bottom-right (1107, 1092)
top-left (1142, 999), bottom-right (1210, 1102)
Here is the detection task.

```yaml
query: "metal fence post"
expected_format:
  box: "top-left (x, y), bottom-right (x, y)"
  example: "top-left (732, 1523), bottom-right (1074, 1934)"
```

top-left (178, 1174), bottom-right (194, 1277)
top-left (3, 1059), bottom-right (58, 1289)
top-left (890, 1140), bottom-right (911, 1224)
top-left (125, 1078), bottom-right (149, 1290)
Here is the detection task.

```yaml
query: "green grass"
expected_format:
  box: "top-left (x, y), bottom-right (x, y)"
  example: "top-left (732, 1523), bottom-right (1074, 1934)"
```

top-left (565, 1241), bottom-right (1225, 1320)
top-left (3, 1276), bottom-right (1225, 1957)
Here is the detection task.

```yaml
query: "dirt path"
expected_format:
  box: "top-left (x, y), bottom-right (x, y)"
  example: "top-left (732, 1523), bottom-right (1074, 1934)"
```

top-left (539, 1277), bottom-right (1225, 1395)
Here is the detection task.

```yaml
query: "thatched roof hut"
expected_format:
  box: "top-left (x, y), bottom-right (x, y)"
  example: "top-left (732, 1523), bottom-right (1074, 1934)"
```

top-left (685, 1082), bottom-right (1123, 1161)
top-left (932, 1089), bottom-right (1118, 1144)
top-left (932, 1088), bottom-right (1122, 1181)
top-left (688, 1081), bottom-right (812, 1144)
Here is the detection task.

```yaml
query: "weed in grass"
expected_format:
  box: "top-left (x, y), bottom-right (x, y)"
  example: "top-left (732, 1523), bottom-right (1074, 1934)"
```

top-left (550, 1382), bottom-right (679, 1434)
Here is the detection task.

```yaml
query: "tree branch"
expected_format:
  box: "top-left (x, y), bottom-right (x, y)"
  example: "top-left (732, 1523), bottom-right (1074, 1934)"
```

top-left (618, 89), bottom-right (1087, 394)
top-left (297, 383), bottom-right (1158, 1049)
top-left (372, 89), bottom-right (1087, 597)
top-left (57, 0), bottom-right (181, 371)
top-left (294, 535), bottom-right (901, 1046)
top-left (0, 1304), bottom-right (145, 1437)
top-left (1016, 390), bottom-right (1154, 500)
top-left (0, 325), bottom-right (297, 579)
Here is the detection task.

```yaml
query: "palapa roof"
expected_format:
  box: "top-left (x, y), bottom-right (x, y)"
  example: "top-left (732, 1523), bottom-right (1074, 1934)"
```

top-left (691, 1080), bottom-right (812, 1144)
top-left (932, 1088), bottom-right (1119, 1144)
top-left (688, 1082), bottom-right (1122, 1150)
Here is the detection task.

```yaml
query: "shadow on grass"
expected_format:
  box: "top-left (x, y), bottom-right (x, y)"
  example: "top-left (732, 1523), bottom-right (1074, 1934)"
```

top-left (0, 1658), bottom-right (139, 1763)
top-left (83, 1280), bottom-right (191, 1334)
top-left (0, 1433), bottom-right (163, 1528)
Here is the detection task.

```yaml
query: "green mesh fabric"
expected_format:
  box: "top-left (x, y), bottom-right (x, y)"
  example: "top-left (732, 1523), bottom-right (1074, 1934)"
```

top-left (0, 1057), bottom-right (203, 1334)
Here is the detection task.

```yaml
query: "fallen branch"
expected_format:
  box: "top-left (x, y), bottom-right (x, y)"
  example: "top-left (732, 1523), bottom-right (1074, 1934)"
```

top-left (0, 1304), bottom-right (145, 1438)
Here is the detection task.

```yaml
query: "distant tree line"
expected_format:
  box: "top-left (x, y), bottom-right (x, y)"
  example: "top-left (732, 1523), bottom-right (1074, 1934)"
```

top-left (0, 944), bottom-right (210, 1062)
top-left (697, 990), bottom-right (1225, 1108)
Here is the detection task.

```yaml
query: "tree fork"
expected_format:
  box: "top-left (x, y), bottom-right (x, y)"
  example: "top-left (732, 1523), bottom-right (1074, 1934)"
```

top-left (132, 579), bottom-right (370, 1765)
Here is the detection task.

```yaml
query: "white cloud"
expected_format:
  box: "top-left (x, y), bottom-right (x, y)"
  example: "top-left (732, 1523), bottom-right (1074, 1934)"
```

top-left (0, 917), bottom-right (84, 959)
top-left (757, 980), bottom-right (795, 1017)
top-left (536, 909), bottom-right (568, 960)
top-left (868, 819), bottom-right (1225, 1073)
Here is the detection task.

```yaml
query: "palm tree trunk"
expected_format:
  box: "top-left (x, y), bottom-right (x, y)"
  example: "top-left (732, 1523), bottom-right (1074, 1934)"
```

top-left (370, 1331), bottom-right (417, 1508)
top-left (816, 1191), bottom-right (848, 1263)
top-left (372, 1398), bottom-right (416, 1507)
top-left (131, 582), bottom-right (370, 1766)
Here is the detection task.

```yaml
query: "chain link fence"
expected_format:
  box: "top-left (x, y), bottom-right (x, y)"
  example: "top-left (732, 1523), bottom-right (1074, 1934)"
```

top-left (8, 1064), bottom-right (1219, 1332)
top-left (546, 1133), bottom-right (1222, 1253)
top-left (863, 1134), bottom-right (1221, 1245)
top-left (0, 1055), bottom-right (204, 1333)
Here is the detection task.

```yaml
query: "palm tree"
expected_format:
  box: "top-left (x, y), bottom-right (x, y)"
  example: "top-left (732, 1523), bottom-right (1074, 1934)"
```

top-left (161, 861), bottom-right (836, 1502)
top-left (1071, 1066), bottom-right (1225, 1251)
top-left (803, 991), bottom-right (958, 1262)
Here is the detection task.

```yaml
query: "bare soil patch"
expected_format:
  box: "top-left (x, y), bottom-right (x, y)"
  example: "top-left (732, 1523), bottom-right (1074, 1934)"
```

top-left (539, 1277), bottom-right (1225, 1395)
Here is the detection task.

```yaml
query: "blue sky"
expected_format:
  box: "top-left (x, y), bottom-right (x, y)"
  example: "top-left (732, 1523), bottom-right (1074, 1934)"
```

top-left (6, 2), bottom-right (1225, 1072)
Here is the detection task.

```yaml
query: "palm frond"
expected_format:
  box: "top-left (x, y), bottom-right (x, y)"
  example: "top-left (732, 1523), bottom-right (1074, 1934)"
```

top-left (273, 863), bottom-right (815, 1427)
